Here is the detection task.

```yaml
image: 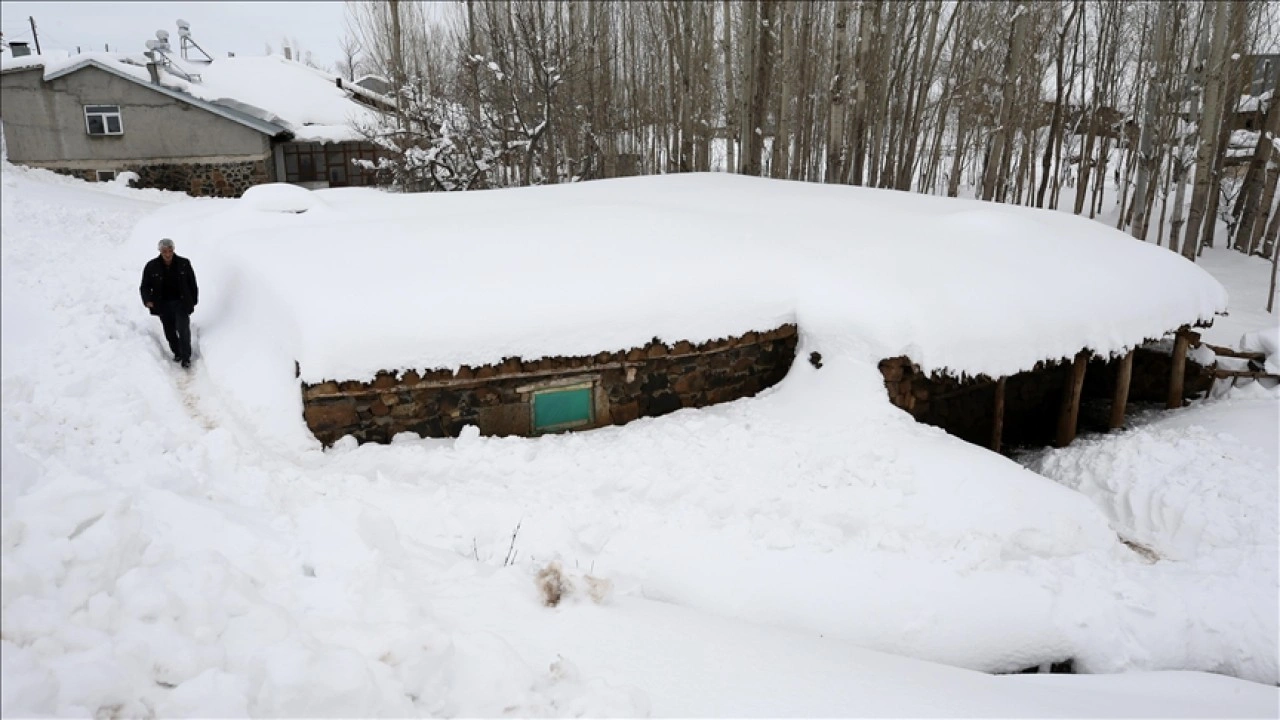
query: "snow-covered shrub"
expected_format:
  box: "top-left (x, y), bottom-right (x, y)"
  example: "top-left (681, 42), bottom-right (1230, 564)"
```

top-left (353, 80), bottom-right (502, 193)
top-left (536, 562), bottom-right (572, 607)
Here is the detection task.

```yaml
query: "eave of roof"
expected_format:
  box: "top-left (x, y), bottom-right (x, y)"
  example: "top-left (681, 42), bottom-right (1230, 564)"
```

top-left (43, 58), bottom-right (292, 138)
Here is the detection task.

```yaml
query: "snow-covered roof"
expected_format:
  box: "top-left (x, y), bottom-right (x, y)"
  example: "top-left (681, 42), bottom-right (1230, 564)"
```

top-left (1238, 90), bottom-right (1273, 114)
top-left (1, 51), bottom-right (383, 143)
top-left (137, 173), bottom-right (1228, 384)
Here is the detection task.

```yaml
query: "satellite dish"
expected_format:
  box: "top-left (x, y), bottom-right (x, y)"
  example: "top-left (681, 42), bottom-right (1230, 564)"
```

top-left (156, 30), bottom-right (169, 42)
top-left (145, 39), bottom-right (161, 50)
top-left (176, 19), bottom-right (191, 30)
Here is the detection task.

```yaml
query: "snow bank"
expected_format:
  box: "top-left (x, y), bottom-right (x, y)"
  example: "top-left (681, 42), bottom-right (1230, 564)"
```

top-left (4, 162), bottom-right (1276, 716)
top-left (1023, 388), bottom-right (1278, 683)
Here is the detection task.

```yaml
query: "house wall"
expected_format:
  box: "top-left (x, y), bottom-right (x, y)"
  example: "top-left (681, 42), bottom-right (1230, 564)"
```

top-left (302, 324), bottom-right (798, 445)
top-left (0, 65), bottom-right (274, 196)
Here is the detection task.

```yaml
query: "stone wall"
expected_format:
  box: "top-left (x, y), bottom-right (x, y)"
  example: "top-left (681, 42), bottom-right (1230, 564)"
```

top-left (53, 159), bottom-right (273, 197)
top-left (302, 324), bottom-right (798, 445)
top-left (880, 346), bottom-right (1214, 450)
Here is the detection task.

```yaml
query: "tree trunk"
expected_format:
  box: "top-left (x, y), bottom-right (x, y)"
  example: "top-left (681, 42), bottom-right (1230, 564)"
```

top-left (1182, 1), bottom-right (1231, 260)
top-left (1233, 72), bottom-right (1280, 253)
top-left (738, 0), bottom-right (758, 174)
top-left (1200, 0), bottom-right (1249, 252)
top-left (850, 0), bottom-right (877, 186)
top-left (1130, 1), bottom-right (1170, 237)
top-left (1253, 166), bottom-right (1280, 256)
top-left (722, 0), bottom-right (736, 174)
top-left (1264, 185), bottom-right (1280, 266)
top-left (1038, 1), bottom-right (1081, 208)
top-left (770, 1), bottom-right (790, 179)
top-left (743, 0), bottom-right (774, 177)
top-left (825, 2), bottom-right (849, 183)
top-left (982, 3), bottom-right (1026, 202)
top-left (1168, 4), bottom-right (1211, 254)
top-left (390, 0), bottom-right (406, 130)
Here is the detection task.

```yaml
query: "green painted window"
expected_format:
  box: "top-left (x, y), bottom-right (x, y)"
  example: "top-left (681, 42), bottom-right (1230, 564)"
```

top-left (532, 384), bottom-right (593, 433)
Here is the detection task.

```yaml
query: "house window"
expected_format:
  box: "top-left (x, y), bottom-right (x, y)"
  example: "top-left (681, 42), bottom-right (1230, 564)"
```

top-left (84, 105), bottom-right (123, 136)
top-left (531, 383), bottom-right (594, 434)
top-left (281, 141), bottom-right (380, 186)
top-left (95, 170), bottom-right (116, 182)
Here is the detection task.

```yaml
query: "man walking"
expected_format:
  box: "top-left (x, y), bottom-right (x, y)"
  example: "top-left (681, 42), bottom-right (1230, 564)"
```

top-left (140, 238), bottom-right (199, 368)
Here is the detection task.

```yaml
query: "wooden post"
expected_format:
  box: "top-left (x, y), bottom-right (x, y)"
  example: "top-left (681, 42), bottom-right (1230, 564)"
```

top-left (1109, 350), bottom-right (1134, 429)
top-left (991, 377), bottom-right (1006, 453)
top-left (1055, 350), bottom-right (1090, 448)
top-left (1167, 328), bottom-right (1192, 409)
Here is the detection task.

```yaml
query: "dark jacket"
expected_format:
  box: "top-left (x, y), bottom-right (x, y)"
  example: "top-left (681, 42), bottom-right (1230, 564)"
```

top-left (140, 255), bottom-right (199, 316)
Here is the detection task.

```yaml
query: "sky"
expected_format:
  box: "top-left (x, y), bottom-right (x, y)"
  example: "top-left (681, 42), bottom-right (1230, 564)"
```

top-left (1, 1), bottom-right (351, 69)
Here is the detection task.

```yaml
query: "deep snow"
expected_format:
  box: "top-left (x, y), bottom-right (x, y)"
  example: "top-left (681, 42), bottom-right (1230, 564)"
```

top-left (1, 162), bottom-right (1277, 717)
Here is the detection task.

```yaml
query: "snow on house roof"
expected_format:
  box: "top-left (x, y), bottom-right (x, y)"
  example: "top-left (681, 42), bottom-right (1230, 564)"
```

top-left (136, 173), bottom-right (1228, 386)
top-left (1238, 90), bottom-right (1273, 114)
top-left (1, 51), bottom-right (382, 143)
top-left (169, 55), bottom-right (383, 142)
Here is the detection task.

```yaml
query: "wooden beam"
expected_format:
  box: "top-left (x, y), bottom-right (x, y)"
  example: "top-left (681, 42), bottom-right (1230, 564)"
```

top-left (991, 376), bottom-right (1006, 453)
top-left (1109, 350), bottom-right (1133, 430)
top-left (1055, 350), bottom-right (1090, 448)
top-left (1203, 342), bottom-right (1265, 361)
top-left (1167, 329), bottom-right (1191, 409)
top-left (1211, 369), bottom-right (1280, 380)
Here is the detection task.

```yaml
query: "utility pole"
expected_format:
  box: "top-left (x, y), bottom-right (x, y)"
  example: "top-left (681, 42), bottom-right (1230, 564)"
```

top-left (29, 16), bottom-right (42, 55)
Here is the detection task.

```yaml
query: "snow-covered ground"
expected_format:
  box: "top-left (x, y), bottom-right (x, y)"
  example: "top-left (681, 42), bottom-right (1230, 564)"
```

top-left (2, 162), bottom-right (1277, 717)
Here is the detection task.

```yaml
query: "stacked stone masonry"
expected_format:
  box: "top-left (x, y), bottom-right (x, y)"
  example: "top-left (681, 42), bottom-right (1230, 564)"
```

top-left (54, 159), bottom-right (273, 197)
top-left (880, 346), bottom-right (1213, 450)
top-left (303, 324), bottom-right (798, 445)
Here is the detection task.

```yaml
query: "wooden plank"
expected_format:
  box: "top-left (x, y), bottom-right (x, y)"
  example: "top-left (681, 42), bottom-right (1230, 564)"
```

top-left (1203, 342), bottom-right (1266, 361)
top-left (1109, 349), bottom-right (1133, 430)
top-left (1211, 369), bottom-right (1280, 380)
top-left (991, 377), bottom-right (1006, 453)
top-left (1055, 350), bottom-right (1090, 448)
top-left (1167, 329), bottom-right (1191, 409)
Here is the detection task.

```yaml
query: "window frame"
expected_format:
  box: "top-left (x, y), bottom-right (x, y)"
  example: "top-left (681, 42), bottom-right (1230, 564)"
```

top-left (95, 170), bottom-right (116, 182)
top-left (528, 381), bottom-right (595, 434)
top-left (281, 141), bottom-right (380, 186)
top-left (84, 105), bottom-right (124, 136)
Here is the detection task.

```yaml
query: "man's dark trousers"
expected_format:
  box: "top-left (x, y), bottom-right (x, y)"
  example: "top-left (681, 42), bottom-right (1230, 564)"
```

top-left (159, 300), bottom-right (192, 362)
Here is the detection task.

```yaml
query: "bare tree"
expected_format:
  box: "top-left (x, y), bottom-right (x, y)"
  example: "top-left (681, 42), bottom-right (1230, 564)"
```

top-left (1182, 1), bottom-right (1233, 260)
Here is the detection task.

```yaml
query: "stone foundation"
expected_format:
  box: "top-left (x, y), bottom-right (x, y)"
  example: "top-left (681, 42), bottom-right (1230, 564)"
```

top-left (53, 159), bottom-right (273, 197)
top-left (302, 324), bottom-right (798, 445)
top-left (880, 345), bottom-right (1213, 450)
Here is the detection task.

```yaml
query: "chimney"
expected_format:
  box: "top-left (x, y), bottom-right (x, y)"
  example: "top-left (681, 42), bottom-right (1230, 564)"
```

top-left (144, 52), bottom-right (161, 83)
top-left (9, 41), bottom-right (31, 57)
